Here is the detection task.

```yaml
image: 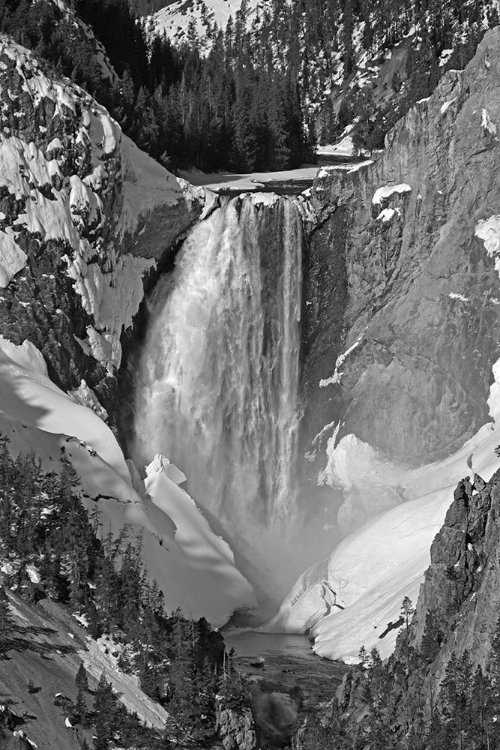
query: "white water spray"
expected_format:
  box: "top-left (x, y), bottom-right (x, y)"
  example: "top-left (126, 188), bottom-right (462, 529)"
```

top-left (133, 195), bottom-right (303, 543)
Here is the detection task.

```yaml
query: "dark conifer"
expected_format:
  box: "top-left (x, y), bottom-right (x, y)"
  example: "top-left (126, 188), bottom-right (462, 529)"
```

top-left (0, 586), bottom-right (13, 650)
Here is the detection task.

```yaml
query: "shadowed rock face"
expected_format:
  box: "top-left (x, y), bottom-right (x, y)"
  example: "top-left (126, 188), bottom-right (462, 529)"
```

top-left (396, 470), bottom-right (500, 708)
top-left (409, 471), bottom-right (500, 682)
top-left (303, 28), bottom-right (500, 471)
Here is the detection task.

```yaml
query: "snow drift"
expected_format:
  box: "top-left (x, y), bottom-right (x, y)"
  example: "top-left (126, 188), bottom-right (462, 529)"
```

top-left (0, 336), bottom-right (255, 626)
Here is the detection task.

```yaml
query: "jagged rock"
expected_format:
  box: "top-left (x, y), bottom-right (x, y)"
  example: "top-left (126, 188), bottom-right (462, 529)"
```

top-left (216, 706), bottom-right (257, 750)
top-left (393, 472), bottom-right (497, 720)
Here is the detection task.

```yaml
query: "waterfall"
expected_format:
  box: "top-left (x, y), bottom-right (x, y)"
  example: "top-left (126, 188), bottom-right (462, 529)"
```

top-left (133, 195), bottom-right (303, 542)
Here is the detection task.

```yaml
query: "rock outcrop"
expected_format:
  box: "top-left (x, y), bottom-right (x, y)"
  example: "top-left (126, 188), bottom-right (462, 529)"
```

top-left (411, 470), bottom-right (500, 681)
top-left (303, 28), bottom-right (500, 488)
top-left (0, 35), bottom-right (204, 415)
top-left (216, 706), bottom-right (257, 750)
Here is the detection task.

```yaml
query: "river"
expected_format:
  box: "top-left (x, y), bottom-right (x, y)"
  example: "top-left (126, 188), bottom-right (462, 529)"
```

top-left (222, 629), bottom-right (350, 710)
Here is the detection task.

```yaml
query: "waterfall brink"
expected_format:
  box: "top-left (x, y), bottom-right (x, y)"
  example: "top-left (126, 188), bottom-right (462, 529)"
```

top-left (133, 195), bottom-right (303, 545)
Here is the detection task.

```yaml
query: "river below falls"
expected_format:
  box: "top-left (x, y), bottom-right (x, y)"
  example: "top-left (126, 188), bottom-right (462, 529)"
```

top-left (222, 629), bottom-right (350, 710)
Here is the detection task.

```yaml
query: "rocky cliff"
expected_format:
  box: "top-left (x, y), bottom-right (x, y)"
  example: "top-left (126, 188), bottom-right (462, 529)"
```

top-left (301, 27), bottom-right (500, 528)
top-left (412, 469), bottom-right (500, 680)
top-left (0, 34), bottom-right (204, 417)
top-left (328, 468), bottom-right (500, 744)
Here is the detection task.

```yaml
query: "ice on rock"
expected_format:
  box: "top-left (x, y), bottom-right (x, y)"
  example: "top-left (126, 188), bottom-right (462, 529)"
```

top-left (376, 208), bottom-right (396, 222)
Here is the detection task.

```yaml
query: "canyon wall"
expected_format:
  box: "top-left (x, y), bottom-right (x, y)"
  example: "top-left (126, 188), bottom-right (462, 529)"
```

top-left (303, 28), bottom-right (500, 497)
top-left (0, 35), bottom-right (204, 417)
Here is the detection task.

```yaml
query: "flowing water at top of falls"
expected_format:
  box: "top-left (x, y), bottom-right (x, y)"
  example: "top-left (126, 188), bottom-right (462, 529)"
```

top-left (133, 195), bottom-right (303, 551)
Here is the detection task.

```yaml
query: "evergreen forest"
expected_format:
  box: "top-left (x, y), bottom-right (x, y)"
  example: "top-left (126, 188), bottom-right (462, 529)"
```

top-left (0, 438), bottom-right (249, 749)
top-left (0, 0), bottom-right (499, 171)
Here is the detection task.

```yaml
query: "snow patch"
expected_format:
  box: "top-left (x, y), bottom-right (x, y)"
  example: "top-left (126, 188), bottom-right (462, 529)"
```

top-left (317, 136), bottom-right (356, 158)
top-left (143, 454), bottom-right (256, 626)
top-left (0, 336), bottom-right (48, 376)
top-left (475, 215), bottom-right (500, 278)
top-left (81, 635), bottom-right (169, 729)
top-left (319, 336), bottom-right (362, 388)
top-left (376, 208), bottom-right (396, 222)
top-left (372, 183), bottom-right (412, 205)
top-left (449, 292), bottom-right (469, 302)
top-left (118, 134), bottom-right (192, 237)
top-left (0, 338), bottom-right (254, 627)
top-left (25, 564), bottom-right (40, 584)
top-left (440, 97), bottom-right (456, 115)
top-left (481, 108), bottom-right (497, 135)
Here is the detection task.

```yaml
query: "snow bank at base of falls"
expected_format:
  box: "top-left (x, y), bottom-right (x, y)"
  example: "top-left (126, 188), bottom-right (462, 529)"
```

top-left (260, 359), bottom-right (500, 663)
top-left (0, 337), bottom-right (255, 627)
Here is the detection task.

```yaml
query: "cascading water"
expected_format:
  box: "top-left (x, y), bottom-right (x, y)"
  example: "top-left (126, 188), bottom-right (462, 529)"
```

top-left (133, 194), bottom-right (303, 553)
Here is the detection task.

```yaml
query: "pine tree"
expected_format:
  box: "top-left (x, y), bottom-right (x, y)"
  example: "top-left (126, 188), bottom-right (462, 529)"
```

top-left (70, 683), bottom-right (87, 725)
top-left (93, 674), bottom-right (115, 750)
top-left (76, 662), bottom-right (89, 692)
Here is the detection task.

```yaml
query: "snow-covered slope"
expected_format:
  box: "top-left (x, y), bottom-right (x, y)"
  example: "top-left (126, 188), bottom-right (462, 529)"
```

top-left (262, 361), bottom-right (500, 661)
top-left (0, 588), bottom-right (168, 749)
top-left (0, 336), bottom-right (255, 626)
top-left (149, 0), bottom-right (263, 47)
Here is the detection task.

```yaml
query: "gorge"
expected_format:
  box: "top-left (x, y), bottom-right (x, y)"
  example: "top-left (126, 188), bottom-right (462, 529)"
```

top-left (1, 6), bottom-right (500, 727)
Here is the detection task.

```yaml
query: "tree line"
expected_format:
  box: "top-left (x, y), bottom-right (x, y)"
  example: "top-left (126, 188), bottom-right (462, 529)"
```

top-left (0, 437), bottom-right (250, 749)
top-left (0, 0), bottom-right (498, 169)
top-left (0, 0), bottom-right (311, 172)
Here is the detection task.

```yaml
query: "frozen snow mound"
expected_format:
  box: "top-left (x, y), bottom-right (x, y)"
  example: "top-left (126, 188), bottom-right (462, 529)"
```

top-left (263, 358), bottom-right (500, 661)
top-left (0, 337), bottom-right (255, 627)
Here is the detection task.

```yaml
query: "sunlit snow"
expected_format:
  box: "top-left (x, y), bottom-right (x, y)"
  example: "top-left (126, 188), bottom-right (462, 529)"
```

top-left (0, 337), bottom-right (255, 627)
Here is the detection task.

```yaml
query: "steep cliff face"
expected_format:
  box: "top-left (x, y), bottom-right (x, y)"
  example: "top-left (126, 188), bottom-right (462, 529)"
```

top-left (412, 470), bottom-right (500, 680)
top-left (331, 469), bottom-right (500, 739)
top-left (304, 28), bottom-right (500, 495)
top-left (0, 35), bottom-right (203, 413)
